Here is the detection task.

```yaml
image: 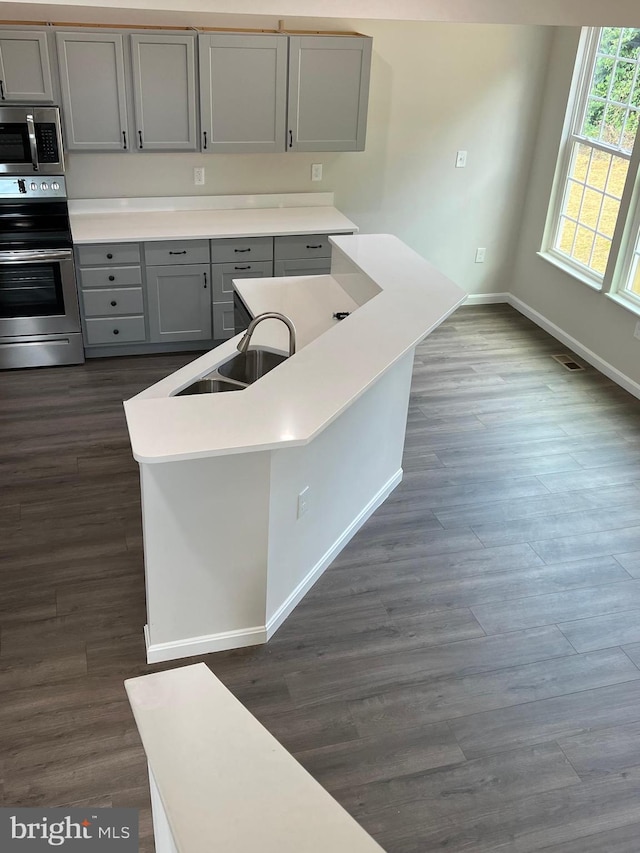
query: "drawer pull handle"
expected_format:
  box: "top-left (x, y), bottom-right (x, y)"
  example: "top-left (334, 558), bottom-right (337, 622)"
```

top-left (289, 129), bottom-right (293, 149)
top-left (203, 130), bottom-right (207, 150)
top-left (234, 265), bottom-right (251, 270)
top-left (306, 244), bottom-right (323, 249)
top-left (234, 248), bottom-right (251, 253)
top-left (108, 275), bottom-right (115, 281)
top-left (138, 130), bottom-right (143, 149)
top-left (0, 80), bottom-right (5, 100)
top-left (113, 328), bottom-right (119, 335)
top-left (122, 130), bottom-right (127, 150)
top-left (203, 271), bottom-right (207, 289)
top-left (106, 253), bottom-right (113, 259)
top-left (169, 250), bottom-right (187, 255)
top-left (110, 300), bottom-right (117, 307)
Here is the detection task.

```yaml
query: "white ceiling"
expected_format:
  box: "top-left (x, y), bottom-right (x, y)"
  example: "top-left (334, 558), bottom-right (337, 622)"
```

top-left (2, 0), bottom-right (640, 28)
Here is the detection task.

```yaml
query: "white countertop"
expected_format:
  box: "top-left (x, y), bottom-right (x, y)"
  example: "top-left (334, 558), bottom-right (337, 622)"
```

top-left (125, 664), bottom-right (384, 853)
top-left (124, 234), bottom-right (466, 464)
top-left (69, 192), bottom-right (357, 244)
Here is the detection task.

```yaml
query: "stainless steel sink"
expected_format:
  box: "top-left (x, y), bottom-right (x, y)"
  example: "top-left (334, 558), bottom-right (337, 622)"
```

top-left (217, 349), bottom-right (288, 384)
top-left (176, 378), bottom-right (244, 396)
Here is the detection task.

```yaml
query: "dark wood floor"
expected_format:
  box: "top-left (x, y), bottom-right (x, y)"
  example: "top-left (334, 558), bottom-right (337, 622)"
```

top-left (3, 304), bottom-right (640, 852)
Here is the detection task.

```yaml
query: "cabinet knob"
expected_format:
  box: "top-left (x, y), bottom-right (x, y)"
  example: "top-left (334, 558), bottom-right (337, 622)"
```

top-left (110, 300), bottom-right (117, 307)
top-left (108, 275), bottom-right (115, 281)
top-left (113, 328), bottom-right (119, 335)
top-left (106, 253), bottom-right (113, 260)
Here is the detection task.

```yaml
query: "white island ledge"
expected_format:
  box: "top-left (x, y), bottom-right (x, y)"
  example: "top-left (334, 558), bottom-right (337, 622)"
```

top-left (125, 234), bottom-right (466, 663)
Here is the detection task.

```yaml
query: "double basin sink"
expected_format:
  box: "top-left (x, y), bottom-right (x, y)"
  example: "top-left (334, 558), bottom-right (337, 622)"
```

top-left (176, 349), bottom-right (288, 396)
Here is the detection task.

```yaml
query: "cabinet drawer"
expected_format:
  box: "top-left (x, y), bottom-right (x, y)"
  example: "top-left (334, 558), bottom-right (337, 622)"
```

top-left (144, 240), bottom-right (210, 266)
top-left (82, 287), bottom-right (144, 318)
top-left (212, 261), bottom-right (273, 303)
top-left (85, 316), bottom-right (146, 345)
top-left (274, 258), bottom-right (331, 277)
top-left (211, 237), bottom-right (273, 264)
top-left (274, 234), bottom-right (331, 260)
top-left (79, 265), bottom-right (142, 288)
top-left (77, 243), bottom-right (141, 266)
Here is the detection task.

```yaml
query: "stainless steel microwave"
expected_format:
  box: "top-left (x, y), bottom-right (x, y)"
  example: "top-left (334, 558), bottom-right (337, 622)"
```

top-left (0, 105), bottom-right (64, 176)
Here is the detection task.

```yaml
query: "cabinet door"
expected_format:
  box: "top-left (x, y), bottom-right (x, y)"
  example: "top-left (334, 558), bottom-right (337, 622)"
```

top-left (213, 302), bottom-right (235, 340)
top-left (146, 264), bottom-right (212, 343)
top-left (56, 32), bottom-right (129, 151)
top-left (0, 31), bottom-right (54, 102)
top-left (287, 36), bottom-right (371, 152)
top-left (199, 33), bottom-right (287, 153)
top-left (131, 34), bottom-right (198, 151)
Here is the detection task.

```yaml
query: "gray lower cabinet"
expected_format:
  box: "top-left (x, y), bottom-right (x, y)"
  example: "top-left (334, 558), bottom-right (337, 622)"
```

top-left (131, 34), bottom-right (198, 151)
top-left (0, 30), bottom-right (54, 102)
top-left (287, 35), bottom-right (372, 152)
top-left (199, 33), bottom-right (288, 153)
top-left (146, 264), bottom-right (212, 343)
top-left (77, 242), bottom-right (147, 348)
top-left (56, 32), bottom-right (129, 151)
top-left (212, 259), bottom-right (273, 340)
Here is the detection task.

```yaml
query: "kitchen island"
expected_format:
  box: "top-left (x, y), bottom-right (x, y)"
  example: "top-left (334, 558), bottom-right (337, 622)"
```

top-left (124, 234), bottom-right (466, 663)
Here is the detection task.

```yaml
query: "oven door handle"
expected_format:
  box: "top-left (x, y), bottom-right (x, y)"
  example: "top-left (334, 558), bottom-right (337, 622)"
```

top-left (0, 249), bottom-right (73, 263)
top-left (26, 114), bottom-right (40, 173)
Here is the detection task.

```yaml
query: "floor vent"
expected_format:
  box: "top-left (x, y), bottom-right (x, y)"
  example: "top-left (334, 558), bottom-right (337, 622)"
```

top-left (552, 354), bottom-right (585, 371)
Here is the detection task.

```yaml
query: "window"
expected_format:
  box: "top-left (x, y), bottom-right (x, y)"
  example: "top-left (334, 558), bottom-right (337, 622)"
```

top-left (544, 26), bottom-right (640, 312)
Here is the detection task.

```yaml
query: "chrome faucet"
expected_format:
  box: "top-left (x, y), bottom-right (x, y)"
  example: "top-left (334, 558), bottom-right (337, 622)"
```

top-left (237, 312), bottom-right (297, 358)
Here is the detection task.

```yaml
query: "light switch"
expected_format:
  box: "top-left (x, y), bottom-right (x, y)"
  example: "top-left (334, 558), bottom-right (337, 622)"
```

top-left (311, 164), bottom-right (323, 182)
top-left (456, 150), bottom-right (468, 168)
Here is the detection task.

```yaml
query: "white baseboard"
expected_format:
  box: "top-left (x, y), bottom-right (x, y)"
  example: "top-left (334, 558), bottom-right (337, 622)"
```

top-left (464, 292), bottom-right (510, 305)
top-left (508, 294), bottom-right (640, 401)
top-left (144, 622), bottom-right (267, 664)
top-left (144, 468), bottom-right (403, 663)
top-left (266, 468), bottom-right (403, 639)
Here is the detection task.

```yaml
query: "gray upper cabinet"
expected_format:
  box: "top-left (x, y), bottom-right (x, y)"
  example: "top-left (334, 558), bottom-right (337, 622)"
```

top-left (131, 34), bottom-right (198, 151)
top-left (287, 35), bottom-right (371, 152)
top-left (146, 264), bottom-right (212, 343)
top-left (56, 32), bottom-right (129, 151)
top-left (0, 30), bottom-right (54, 102)
top-left (199, 33), bottom-right (287, 153)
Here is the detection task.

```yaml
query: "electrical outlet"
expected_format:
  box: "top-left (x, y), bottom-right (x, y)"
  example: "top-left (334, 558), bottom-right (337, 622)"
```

top-left (634, 321), bottom-right (640, 340)
top-left (456, 150), bottom-right (468, 168)
top-left (475, 247), bottom-right (486, 263)
top-left (311, 163), bottom-right (323, 181)
top-left (297, 486), bottom-right (309, 519)
top-left (194, 167), bottom-right (205, 186)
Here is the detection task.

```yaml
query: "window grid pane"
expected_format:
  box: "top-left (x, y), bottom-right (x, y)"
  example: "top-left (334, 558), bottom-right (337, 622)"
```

top-left (554, 141), bottom-right (627, 275)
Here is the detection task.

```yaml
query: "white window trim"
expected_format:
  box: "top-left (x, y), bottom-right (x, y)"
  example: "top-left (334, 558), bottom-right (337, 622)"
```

top-left (541, 26), bottom-right (640, 311)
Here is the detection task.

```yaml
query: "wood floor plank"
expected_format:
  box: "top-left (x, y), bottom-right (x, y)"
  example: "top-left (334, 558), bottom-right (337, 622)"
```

top-left (558, 609), bottom-right (640, 652)
top-left (448, 679), bottom-right (640, 760)
top-left (614, 550), bottom-right (640, 577)
top-left (471, 578), bottom-right (640, 634)
top-left (348, 648), bottom-right (640, 735)
top-left (531, 526), bottom-right (640, 565)
top-left (285, 626), bottom-right (576, 708)
top-left (335, 742), bottom-right (579, 822)
top-left (559, 719), bottom-right (640, 779)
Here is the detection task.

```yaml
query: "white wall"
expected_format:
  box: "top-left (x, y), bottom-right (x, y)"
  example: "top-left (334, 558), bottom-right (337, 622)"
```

top-left (64, 19), bottom-right (552, 296)
top-left (511, 27), bottom-right (640, 389)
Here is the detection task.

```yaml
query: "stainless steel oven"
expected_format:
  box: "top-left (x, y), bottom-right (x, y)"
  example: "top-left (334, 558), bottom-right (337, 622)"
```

top-left (0, 105), bottom-right (64, 176)
top-left (0, 175), bottom-right (83, 369)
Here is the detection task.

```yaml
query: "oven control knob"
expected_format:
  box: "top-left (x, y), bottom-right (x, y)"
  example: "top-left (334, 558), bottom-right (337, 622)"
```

top-left (30, 182), bottom-right (37, 191)
top-left (51, 182), bottom-right (60, 191)
top-left (40, 182), bottom-right (49, 191)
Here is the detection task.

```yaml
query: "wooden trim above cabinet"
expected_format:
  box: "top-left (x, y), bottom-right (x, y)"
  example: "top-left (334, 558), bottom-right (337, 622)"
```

top-left (0, 20), bottom-right (366, 37)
